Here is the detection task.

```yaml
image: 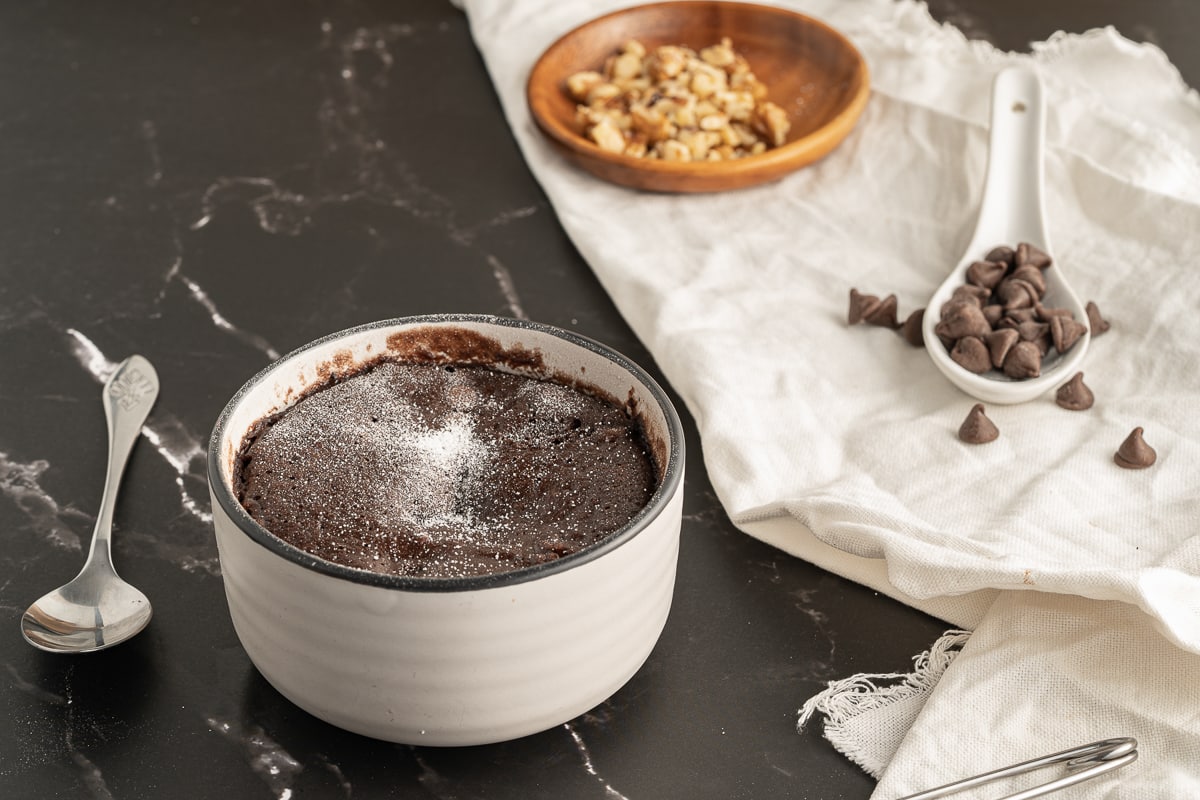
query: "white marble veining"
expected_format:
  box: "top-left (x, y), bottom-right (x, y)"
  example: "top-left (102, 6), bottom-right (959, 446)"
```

top-left (65, 328), bottom-right (214, 527)
top-left (487, 254), bottom-right (529, 319)
top-left (409, 749), bottom-right (456, 796)
top-left (179, 19), bottom-right (538, 325)
top-left (564, 722), bottom-right (632, 800)
top-left (0, 450), bottom-right (88, 552)
top-left (4, 663), bottom-right (68, 706)
top-left (141, 119), bottom-right (164, 188)
top-left (62, 666), bottom-right (116, 800)
top-left (205, 715), bottom-right (303, 800)
top-left (313, 753), bottom-right (353, 798)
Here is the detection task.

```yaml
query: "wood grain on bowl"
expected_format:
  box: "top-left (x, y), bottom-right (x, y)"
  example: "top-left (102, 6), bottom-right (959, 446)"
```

top-left (527, 1), bottom-right (870, 192)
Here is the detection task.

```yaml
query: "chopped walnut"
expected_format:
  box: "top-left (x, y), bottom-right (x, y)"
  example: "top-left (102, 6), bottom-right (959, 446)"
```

top-left (588, 116), bottom-right (627, 154)
top-left (565, 71), bottom-right (604, 102)
top-left (564, 37), bottom-right (790, 162)
top-left (700, 39), bottom-right (736, 68)
top-left (753, 101), bottom-right (790, 147)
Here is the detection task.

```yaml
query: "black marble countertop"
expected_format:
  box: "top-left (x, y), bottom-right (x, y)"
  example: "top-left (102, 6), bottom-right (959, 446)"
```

top-left (2, 2), bottom-right (1194, 798)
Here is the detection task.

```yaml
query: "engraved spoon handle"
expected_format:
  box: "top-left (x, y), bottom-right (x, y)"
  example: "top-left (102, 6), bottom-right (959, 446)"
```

top-left (84, 355), bottom-right (160, 571)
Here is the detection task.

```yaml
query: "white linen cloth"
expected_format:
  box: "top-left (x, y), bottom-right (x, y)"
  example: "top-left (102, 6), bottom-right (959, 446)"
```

top-left (460, 0), bottom-right (1200, 794)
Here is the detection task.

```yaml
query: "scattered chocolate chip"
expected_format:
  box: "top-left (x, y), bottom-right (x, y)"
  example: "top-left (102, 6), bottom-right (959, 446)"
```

top-left (958, 403), bottom-right (999, 444)
top-left (863, 293), bottom-right (899, 328)
top-left (1050, 315), bottom-right (1087, 354)
top-left (1085, 301), bottom-right (1110, 336)
top-left (1055, 372), bottom-right (1094, 411)
top-left (848, 288), bottom-right (880, 325)
top-left (950, 336), bottom-right (991, 373)
top-left (966, 260), bottom-right (1007, 289)
top-left (900, 309), bottom-right (925, 347)
top-left (1002, 340), bottom-right (1042, 378)
top-left (984, 328), bottom-right (1020, 368)
top-left (1114, 427), bottom-right (1156, 469)
top-left (1016, 242), bottom-right (1052, 269)
top-left (982, 304), bottom-right (1004, 327)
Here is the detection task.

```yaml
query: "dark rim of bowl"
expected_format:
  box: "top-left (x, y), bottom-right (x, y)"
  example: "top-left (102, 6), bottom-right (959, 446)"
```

top-left (207, 313), bottom-right (685, 593)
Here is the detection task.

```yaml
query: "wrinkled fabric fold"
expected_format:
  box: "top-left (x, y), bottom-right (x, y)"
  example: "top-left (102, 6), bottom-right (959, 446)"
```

top-left (461, 0), bottom-right (1200, 793)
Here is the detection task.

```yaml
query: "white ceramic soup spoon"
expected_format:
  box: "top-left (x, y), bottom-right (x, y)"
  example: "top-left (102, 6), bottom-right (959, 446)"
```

top-left (21, 355), bottom-right (158, 653)
top-left (922, 65), bottom-right (1089, 404)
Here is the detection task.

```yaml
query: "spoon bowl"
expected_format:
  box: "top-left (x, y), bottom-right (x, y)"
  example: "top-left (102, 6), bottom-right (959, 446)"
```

top-left (21, 355), bottom-right (159, 653)
top-left (922, 66), bottom-right (1089, 404)
top-left (21, 569), bottom-right (152, 653)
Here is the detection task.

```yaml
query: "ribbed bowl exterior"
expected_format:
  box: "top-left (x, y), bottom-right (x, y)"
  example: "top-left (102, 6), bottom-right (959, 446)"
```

top-left (211, 486), bottom-right (680, 745)
top-left (208, 316), bottom-right (684, 745)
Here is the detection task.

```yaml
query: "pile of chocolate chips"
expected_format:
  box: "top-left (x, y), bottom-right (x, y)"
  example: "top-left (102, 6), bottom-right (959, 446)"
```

top-left (934, 242), bottom-right (1086, 379)
top-left (847, 275), bottom-right (1153, 468)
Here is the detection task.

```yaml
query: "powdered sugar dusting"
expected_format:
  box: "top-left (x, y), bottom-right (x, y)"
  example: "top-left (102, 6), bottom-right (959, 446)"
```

top-left (237, 362), bottom-right (656, 579)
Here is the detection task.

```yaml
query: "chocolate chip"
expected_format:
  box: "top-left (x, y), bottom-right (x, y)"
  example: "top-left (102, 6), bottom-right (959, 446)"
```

top-left (900, 308), bottom-right (925, 347)
top-left (982, 304), bottom-right (1004, 327)
top-left (998, 278), bottom-right (1040, 311)
top-left (940, 301), bottom-right (975, 323)
top-left (1011, 264), bottom-right (1046, 296)
top-left (1002, 340), bottom-right (1041, 378)
top-left (1034, 303), bottom-right (1072, 322)
top-left (966, 260), bottom-right (1007, 289)
top-left (1016, 242), bottom-right (1052, 269)
top-left (1114, 427), bottom-right (1156, 469)
top-left (863, 293), bottom-right (899, 328)
top-left (995, 315), bottom-right (1020, 331)
top-left (1017, 320), bottom-right (1049, 343)
top-left (1085, 301), bottom-right (1110, 336)
top-left (951, 284), bottom-right (991, 307)
top-left (1050, 315), bottom-right (1087, 353)
top-left (848, 288), bottom-right (880, 325)
top-left (1055, 372), bottom-right (1094, 411)
top-left (935, 304), bottom-right (991, 339)
top-left (984, 328), bottom-right (1019, 368)
top-left (985, 245), bottom-right (1016, 267)
top-left (950, 336), bottom-right (991, 373)
top-left (1016, 320), bottom-right (1051, 356)
top-left (958, 403), bottom-right (999, 444)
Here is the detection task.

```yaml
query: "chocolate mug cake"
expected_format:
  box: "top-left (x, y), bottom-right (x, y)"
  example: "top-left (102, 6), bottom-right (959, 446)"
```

top-left (208, 316), bottom-right (685, 745)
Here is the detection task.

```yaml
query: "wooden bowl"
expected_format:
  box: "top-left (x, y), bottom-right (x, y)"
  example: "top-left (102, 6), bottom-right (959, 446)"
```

top-left (526, 1), bottom-right (870, 193)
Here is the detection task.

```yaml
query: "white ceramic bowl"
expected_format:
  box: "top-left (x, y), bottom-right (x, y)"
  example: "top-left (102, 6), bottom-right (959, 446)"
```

top-left (207, 315), bottom-right (685, 745)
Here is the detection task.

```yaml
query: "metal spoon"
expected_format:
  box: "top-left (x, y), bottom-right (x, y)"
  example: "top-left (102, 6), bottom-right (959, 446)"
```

top-left (21, 355), bottom-right (159, 653)
top-left (922, 66), bottom-right (1089, 404)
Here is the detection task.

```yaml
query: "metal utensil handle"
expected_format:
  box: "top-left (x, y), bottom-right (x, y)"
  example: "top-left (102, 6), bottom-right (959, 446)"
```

top-left (896, 737), bottom-right (1137, 800)
top-left (85, 355), bottom-right (160, 568)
